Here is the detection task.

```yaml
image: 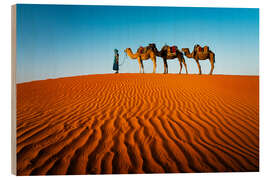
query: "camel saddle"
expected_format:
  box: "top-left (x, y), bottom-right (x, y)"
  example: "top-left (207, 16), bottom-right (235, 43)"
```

top-left (195, 45), bottom-right (209, 53)
top-left (139, 46), bottom-right (150, 54)
top-left (167, 46), bottom-right (177, 55)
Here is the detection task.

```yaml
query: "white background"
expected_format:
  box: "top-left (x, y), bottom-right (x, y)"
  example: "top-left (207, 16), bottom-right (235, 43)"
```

top-left (0, 0), bottom-right (269, 179)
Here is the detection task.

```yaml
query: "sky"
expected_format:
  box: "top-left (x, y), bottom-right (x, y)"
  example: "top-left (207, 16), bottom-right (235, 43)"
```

top-left (16, 4), bottom-right (259, 83)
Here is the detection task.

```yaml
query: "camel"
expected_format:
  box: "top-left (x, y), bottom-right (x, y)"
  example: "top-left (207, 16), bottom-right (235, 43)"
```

top-left (182, 45), bottom-right (215, 75)
top-left (149, 43), bottom-right (188, 74)
top-left (124, 45), bottom-right (157, 73)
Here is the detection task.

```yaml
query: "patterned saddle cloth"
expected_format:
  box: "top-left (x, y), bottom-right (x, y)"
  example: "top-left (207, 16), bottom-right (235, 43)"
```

top-left (167, 46), bottom-right (177, 55)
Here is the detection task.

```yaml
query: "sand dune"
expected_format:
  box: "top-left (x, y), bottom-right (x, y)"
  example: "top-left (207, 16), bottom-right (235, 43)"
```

top-left (16, 73), bottom-right (259, 175)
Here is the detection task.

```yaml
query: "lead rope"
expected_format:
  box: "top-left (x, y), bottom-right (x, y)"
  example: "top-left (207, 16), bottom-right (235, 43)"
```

top-left (119, 52), bottom-right (127, 66)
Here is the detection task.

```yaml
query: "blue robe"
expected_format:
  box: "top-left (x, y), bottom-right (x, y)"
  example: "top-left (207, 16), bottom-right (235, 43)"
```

top-left (113, 55), bottom-right (119, 70)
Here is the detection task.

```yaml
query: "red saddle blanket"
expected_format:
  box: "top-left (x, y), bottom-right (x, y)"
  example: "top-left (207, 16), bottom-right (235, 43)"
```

top-left (139, 47), bottom-right (144, 54)
top-left (171, 46), bottom-right (177, 53)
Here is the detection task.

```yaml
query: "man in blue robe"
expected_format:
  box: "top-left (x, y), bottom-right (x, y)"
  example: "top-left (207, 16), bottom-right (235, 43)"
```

top-left (113, 49), bottom-right (119, 73)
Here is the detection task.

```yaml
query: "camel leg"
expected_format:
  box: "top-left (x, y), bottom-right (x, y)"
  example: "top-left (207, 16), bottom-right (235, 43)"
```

top-left (163, 59), bottom-right (167, 74)
top-left (165, 60), bottom-right (168, 74)
top-left (183, 58), bottom-right (188, 74)
top-left (196, 59), bottom-right (202, 75)
top-left (152, 57), bottom-right (157, 73)
top-left (137, 58), bottom-right (142, 73)
top-left (141, 60), bottom-right (144, 73)
top-left (209, 55), bottom-right (215, 75)
top-left (179, 59), bottom-right (182, 74)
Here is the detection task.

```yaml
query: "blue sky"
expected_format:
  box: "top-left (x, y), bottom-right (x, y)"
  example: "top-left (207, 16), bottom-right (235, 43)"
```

top-left (16, 4), bottom-right (259, 83)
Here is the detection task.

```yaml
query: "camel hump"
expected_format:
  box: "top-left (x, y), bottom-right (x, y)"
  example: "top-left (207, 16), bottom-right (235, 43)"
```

top-left (138, 46), bottom-right (144, 54)
top-left (203, 46), bottom-right (209, 52)
top-left (197, 46), bottom-right (203, 52)
top-left (195, 45), bottom-right (209, 53)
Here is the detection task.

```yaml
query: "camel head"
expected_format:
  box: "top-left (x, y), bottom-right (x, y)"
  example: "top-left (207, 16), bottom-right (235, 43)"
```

top-left (182, 48), bottom-right (194, 58)
top-left (160, 45), bottom-right (170, 52)
top-left (163, 44), bottom-right (169, 48)
top-left (148, 43), bottom-right (156, 49)
top-left (124, 48), bottom-right (131, 54)
top-left (148, 43), bottom-right (159, 55)
top-left (182, 48), bottom-right (187, 51)
top-left (124, 48), bottom-right (138, 59)
top-left (182, 48), bottom-right (189, 54)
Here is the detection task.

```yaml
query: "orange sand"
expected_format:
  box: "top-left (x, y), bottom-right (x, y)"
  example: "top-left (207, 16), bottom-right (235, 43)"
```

top-left (16, 74), bottom-right (259, 175)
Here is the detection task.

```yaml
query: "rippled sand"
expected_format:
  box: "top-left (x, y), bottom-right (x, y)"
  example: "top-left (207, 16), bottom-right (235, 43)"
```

top-left (16, 73), bottom-right (259, 175)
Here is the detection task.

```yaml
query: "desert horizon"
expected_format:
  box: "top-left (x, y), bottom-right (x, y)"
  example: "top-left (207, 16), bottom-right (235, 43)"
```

top-left (16, 73), bottom-right (259, 84)
top-left (16, 73), bottom-right (259, 175)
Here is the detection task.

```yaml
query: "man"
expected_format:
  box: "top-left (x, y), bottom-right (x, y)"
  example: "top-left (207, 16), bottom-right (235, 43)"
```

top-left (113, 49), bottom-right (119, 73)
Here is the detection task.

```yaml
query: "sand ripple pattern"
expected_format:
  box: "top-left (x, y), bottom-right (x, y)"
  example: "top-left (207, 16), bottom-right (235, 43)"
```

top-left (16, 74), bottom-right (259, 175)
